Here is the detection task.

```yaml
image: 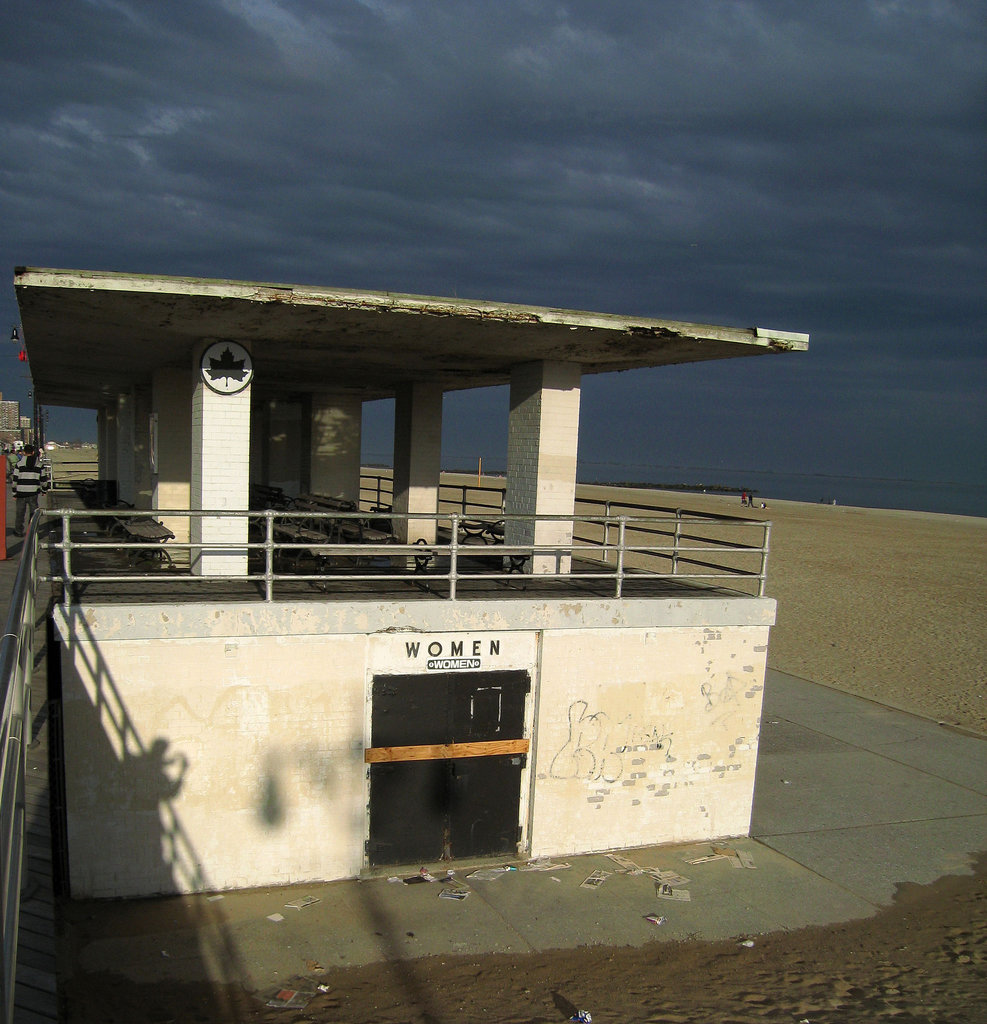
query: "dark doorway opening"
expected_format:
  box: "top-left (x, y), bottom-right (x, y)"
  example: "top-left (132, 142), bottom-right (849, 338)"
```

top-left (367, 670), bottom-right (530, 866)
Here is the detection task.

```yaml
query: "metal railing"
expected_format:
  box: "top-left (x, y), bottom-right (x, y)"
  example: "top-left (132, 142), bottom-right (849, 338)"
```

top-left (40, 505), bottom-right (770, 603)
top-left (0, 517), bottom-right (41, 1023)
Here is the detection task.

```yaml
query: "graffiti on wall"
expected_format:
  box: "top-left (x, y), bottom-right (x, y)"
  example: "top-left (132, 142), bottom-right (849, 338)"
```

top-left (548, 700), bottom-right (674, 783)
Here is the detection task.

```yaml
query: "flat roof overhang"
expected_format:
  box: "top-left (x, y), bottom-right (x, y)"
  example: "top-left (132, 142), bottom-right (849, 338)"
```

top-left (14, 267), bottom-right (808, 409)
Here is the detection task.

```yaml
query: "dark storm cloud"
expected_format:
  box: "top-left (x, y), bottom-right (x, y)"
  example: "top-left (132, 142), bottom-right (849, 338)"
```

top-left (1, 0), bottom-right (984, 490)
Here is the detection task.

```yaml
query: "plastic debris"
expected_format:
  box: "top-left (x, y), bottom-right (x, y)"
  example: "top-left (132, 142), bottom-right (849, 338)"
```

top-left (206, 894), bottom-right (225, 902)
top-left (738, 939), bottom-right (755, 947)
top-left (466, 866), bottom-right (512, 880)
top-left (267, 913), bottom-right (285, 923)
top-left (266, 988), bottom-right (314, 1009)
top-left (439, 887), bottom-right (471, 900)
top-left (606, 853), bottom-right (644, 874)
top-left (520, 857), bottom-right (571, 871)
top-left (580, 870), bottom-right (611, 890)
top-left (686, 853), bottom-right (727, 865)
top-left (285, 895), bottom-right (320, 910)
top-left (644, 913), bottom-right (667, 926)
top-left (569, 1012), bottom-right (592, 1023)
top-left (655, 882), bottom-right (691, 902)
top-left (647, 867), bottom-right (690, 887)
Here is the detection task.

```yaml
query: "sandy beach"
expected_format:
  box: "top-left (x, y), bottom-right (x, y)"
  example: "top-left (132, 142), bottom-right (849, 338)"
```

top-left (586, 485), bottom-right (987, 736)
top-left (47, 475), bottom-right (986, 1022)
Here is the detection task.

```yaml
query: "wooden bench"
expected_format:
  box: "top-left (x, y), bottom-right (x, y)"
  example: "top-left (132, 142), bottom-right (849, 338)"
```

top-left (110, 515), bottom-right (175, 565)
top-left (293, 494), bottom-right (395, 545)
top-left (250, 483), bottom-right (290, 509)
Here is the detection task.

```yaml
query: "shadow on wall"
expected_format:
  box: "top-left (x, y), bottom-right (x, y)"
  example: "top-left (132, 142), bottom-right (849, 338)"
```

top-left (59, 608), bottom-right (251, 1016)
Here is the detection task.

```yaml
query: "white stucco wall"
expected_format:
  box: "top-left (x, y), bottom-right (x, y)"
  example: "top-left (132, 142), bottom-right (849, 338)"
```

top-left (55, 594), bottom-right (772, 898)
top-left (529, 626), bottom-right (768, 856)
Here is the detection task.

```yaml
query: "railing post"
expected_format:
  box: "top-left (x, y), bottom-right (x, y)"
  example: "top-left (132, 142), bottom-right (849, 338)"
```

top-left (615, 516), bottom-right (626, 598)
top-left (264, 511), bottom-right (274, 602)
top-left (759, 521), bottom-right (771, 597)
top-left (61, 511), bottom-right (73, 607)
top-left (672, 509), bottom-right (683, 577)
top-left (448, 514), bottom-right (459, 600)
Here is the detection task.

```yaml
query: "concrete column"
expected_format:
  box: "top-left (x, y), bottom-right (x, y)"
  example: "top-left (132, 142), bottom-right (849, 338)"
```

top-left (310, 394), bottom-right (362, 503)
top-left (264, 399), bottom-right (305, 496)
top-left (152, 368), bottom-right (193, 544)
top-left (115, 392), bottom-right (136, 505)
top-left (132, 385), bottom-right (153, 510)
top-left (392, 383), bottom-right (443, 544)
top-left (98, 404), bottom-right (118, 483)
top-left (190, 344), bottom-right (252, 576)
top-left (505, 361), bottom-right (581, 572)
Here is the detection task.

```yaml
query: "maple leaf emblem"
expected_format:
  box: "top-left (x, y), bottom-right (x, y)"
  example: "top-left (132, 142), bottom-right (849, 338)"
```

top-left (207, 345), bottom-right (248, 385)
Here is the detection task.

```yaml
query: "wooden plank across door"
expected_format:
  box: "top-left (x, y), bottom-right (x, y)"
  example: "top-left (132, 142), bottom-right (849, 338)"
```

top-left (365, 738), bottom-right (529, 763)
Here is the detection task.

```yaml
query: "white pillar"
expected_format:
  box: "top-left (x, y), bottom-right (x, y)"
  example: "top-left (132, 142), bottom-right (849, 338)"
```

top-left (190, 343), bottom-right (252, 576)
top-left (152, 368), bottom-right (192, 544)
top-left (505, 361), bottom-right (581, 572)
top-left (392, 383), bottom-right (442, 544)
top-left (310, 395), bottom-right (363, 503)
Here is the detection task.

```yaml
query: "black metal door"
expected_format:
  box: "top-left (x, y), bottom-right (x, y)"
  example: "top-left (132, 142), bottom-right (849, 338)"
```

top-left (367, 670), bottom-right (529, 866)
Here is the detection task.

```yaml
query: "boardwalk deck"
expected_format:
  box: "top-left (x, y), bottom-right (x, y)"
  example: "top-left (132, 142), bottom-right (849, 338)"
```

top-left (13, 587), bottom-right (59, 1023)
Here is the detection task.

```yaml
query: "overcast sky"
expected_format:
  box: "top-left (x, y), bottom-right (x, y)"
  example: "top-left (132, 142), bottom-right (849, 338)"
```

top-left (1, 0), bottom-right (984, 500)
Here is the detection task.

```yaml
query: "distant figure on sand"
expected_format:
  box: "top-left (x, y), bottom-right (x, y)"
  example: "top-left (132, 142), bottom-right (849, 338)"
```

top-left (741, 490), bottom-right (748, 507)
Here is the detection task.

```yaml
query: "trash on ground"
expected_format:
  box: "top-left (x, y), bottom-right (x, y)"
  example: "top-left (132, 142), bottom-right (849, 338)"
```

top-left (644, 913), bottom-right (667, 926)
top-left (387, 875), bottom-right (403, 883)
top-left (439, 887), bottom-right (472, 900)
top-left (266, 988), bottom-right (314, 1009)
top-left (317, 983), bottom-right (330, 993)
top-left (580, 870), bottom-right (611, 890)
top-left (646, 867), bottom-right (690, 887)
top-left (304, 959), bottom-right (325, 972)
top-left (466, 866), bottom-right (512, 880)
top-left (267, 913), bottom-right (285, 922)
top-left (736, 849), bottom-right (756, 869)
top-left (569, 1012), bottom-right (592, 1023)
top-left (686, 853), bottom-right (727, 865)
top-left (206, 894), bottom-right (225, 902)
top-left (520, 857), bottom-right (571, 871)
top-left (655, 882), bottom-right (691, 902)
top-left (285, 895), bottom-right (320, 910)
top-left (606, 853), bottom-right (644, 874)
top-left (738, 939), bottom-right (755, 947)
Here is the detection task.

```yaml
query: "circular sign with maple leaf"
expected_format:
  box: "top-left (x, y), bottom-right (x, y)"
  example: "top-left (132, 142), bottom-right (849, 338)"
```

top-left (200, 341), bottom-right (254, 395)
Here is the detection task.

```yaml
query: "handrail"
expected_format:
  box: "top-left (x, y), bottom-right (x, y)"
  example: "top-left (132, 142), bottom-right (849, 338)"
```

top-left (0, 514), bottom-right (40, 1023)
top-left (40, 506), bottom-right (771, 601)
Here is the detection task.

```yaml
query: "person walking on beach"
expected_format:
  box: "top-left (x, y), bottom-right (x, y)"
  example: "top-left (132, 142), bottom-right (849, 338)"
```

top-left (11, 443), bottom-right (50, 536)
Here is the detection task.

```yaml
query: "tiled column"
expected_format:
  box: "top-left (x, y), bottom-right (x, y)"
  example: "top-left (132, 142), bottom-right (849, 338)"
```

top-left (190, 344), bottom-right (252, 576)
top-left (505, 360), bottom-right (581, 572)
top-left (152, 368), bottom-right (192, 545)
top-left (392, 383), bottom-right (443, 544)
top-left (310, 395), bottom-right (363, 503)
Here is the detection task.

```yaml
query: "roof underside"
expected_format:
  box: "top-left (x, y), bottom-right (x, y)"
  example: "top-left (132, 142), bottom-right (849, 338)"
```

top-left (14, 268), bottom-right (808, 409)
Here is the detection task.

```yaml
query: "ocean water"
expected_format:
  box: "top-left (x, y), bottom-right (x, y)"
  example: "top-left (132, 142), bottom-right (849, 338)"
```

top-left (579, 467), bottom-right (987, 519)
